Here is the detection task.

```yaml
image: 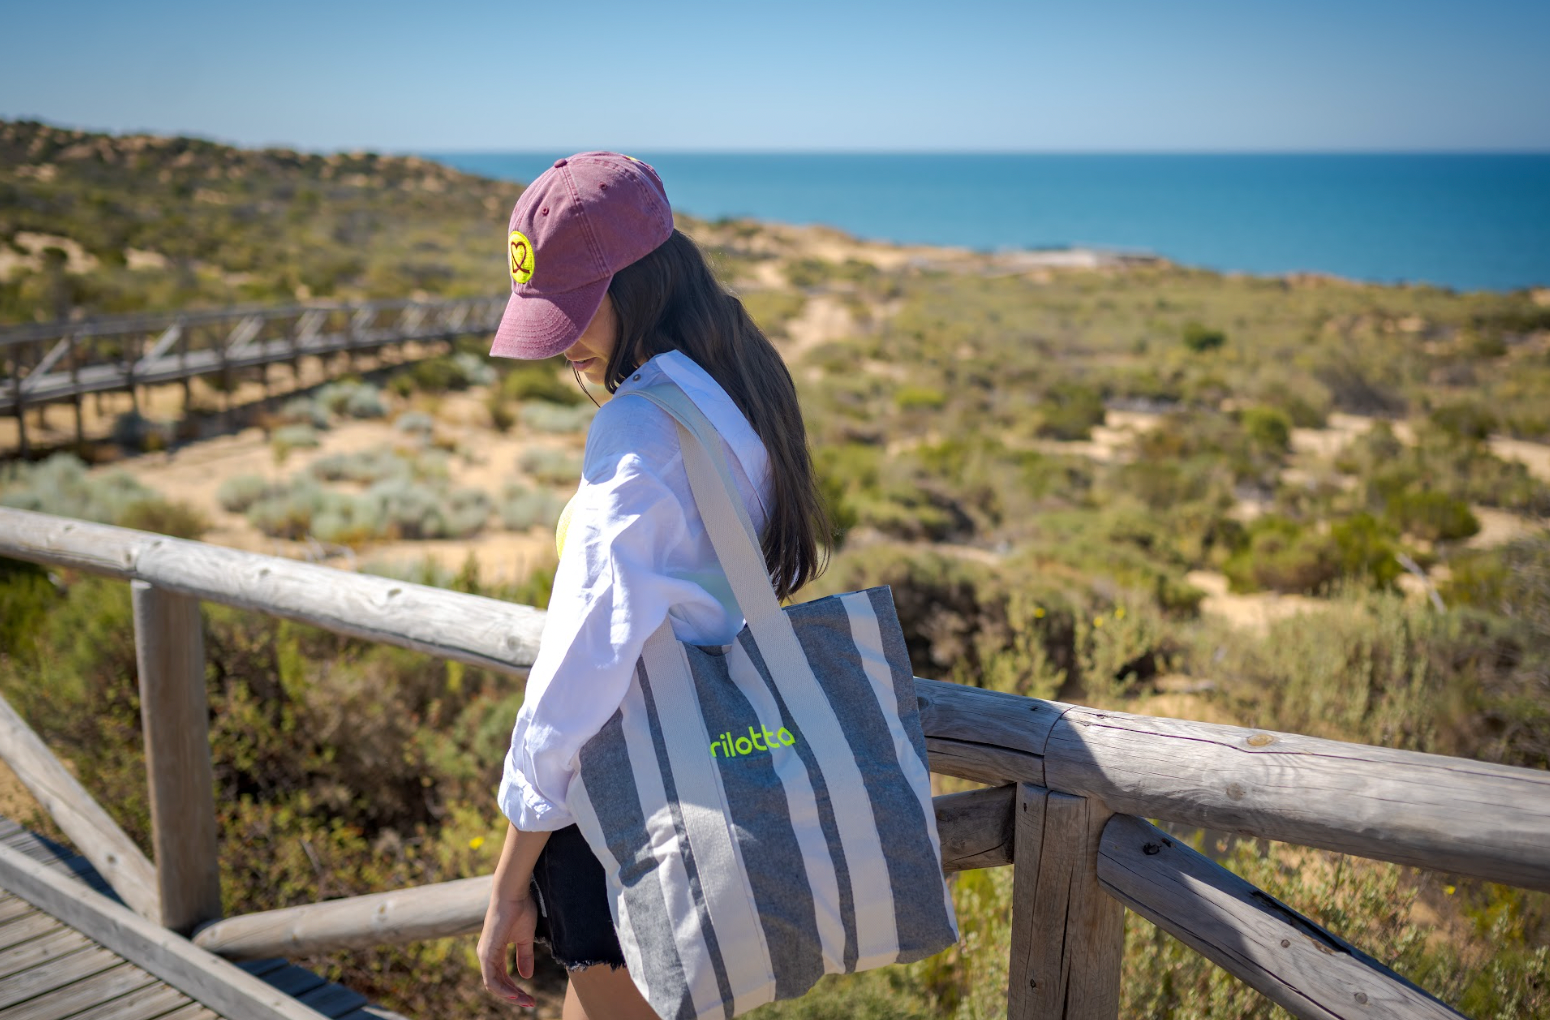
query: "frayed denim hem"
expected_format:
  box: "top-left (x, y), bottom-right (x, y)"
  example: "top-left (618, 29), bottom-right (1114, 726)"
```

top-left (560, 958), bottom-right (627, 973)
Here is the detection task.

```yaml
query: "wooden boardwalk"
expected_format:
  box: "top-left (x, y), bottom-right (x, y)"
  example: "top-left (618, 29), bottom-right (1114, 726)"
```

top-left (1, 297), bottom-right (503, 455)
top-left (0, 817), bottom-right (406, 1020)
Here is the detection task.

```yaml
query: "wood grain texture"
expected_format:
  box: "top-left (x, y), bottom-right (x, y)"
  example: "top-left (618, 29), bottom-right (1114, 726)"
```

top-left (132, 583), bottom-right (220, 936)
top-left (1097, 814), bottom-right (1466, 1020)
top-left (191, 876), bottom-right (490, 960)
top-left (999, 791), bottom-right (1124, 1020)
top-left (935, 784), bottom-right (1015, 872)
top-left (52, 984), bottom-right (191, 1020)
top-left (0, 693), bottom-right (159, 921)
top-left (0, 961), bottom-right (159, 1020)
top-left (0, 841), bottom-right (334, 1020)
top-left (0, 910), bottom-right (62, 951)
top-left (0, 928), bottom-right (95, 979)
top-left (1045, 707), bottom-right (1550, 892)
top-left (0, 946), bottom-right (126, 1010)
top-left (1005, 784), bottom-right (1048, 1020)
top-left (915, 678), bottom-right (1071, 756)
top-left (926, 737), bottom-right (1045, 787)
top-left (0, 508), bottom-right (543, 677)
top-left (1061, 796), bottom-right (1123, 1020)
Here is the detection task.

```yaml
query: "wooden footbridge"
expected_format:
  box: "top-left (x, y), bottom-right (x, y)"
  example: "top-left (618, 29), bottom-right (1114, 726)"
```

top-left (0, 298), bottom-right (505, 455)
top-left (1, 505), bottom-right (1547, 1019)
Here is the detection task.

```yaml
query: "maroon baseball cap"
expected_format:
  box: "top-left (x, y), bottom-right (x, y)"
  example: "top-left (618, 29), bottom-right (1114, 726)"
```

top-left (489, 152), bottom-right (673, 360)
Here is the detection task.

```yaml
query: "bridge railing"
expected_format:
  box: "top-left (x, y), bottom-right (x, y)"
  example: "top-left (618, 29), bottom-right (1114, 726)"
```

top-left (1, 506), bottom-right (1546, 1020)
top-left (0, 297), bottom-right (506, 454)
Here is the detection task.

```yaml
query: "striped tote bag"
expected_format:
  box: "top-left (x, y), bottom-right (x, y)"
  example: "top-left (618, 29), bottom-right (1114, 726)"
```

top-left (564, 382), bottom-right (959, 1020)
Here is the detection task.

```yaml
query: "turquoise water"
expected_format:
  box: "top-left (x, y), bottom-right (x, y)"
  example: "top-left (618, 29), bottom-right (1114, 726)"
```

top-left (431, 153), bottom-right (1550, 293)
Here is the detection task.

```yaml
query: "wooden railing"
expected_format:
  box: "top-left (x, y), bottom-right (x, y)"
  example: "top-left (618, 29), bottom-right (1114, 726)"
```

top-left (1, 506), bottom-right (1547, 1020)
top-left (0, 297), bottom-right (505, 455)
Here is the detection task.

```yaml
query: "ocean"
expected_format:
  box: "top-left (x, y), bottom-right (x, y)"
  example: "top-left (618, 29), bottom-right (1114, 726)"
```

top-left (430, 153), bottom-right (1550, 294)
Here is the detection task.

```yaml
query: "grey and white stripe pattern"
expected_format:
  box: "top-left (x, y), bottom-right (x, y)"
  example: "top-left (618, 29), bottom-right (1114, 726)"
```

top-left (570, 585), bottom-right (959, 1018)
top-left (566, 383), bottom-right (958, 1020)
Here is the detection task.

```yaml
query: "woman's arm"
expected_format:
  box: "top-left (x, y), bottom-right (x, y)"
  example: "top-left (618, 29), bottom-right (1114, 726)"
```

top-left (476, 823), bottom-right (552, 1008)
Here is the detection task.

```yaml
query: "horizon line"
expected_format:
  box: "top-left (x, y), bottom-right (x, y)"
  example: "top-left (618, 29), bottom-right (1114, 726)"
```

top-left (426, 147), bottom-right (1550, 157)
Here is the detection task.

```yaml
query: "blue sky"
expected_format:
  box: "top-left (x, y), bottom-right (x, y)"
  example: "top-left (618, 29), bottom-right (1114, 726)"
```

top-left (3, 0), bottom-right (1547, 153)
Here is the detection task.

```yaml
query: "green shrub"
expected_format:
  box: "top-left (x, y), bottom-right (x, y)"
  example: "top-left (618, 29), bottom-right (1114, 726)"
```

top-left (344, 384), bottom-right (387, 418)
top-left (393, 411), bottom-right (435, 436)
top-left (397, 352), bottom-right (495, 394)
top-left (498, 484), bottom-right (566, 531)
top-left (519, 402), bottom-right (595, 434)
top-left (1430, 401), bottom-right (1499, 442)
top-left (115, 499), bottom-right (209, 539)
top-left (784, 257), bottom-right (879, 289)
top-left (518, 448), bottom-right (581, 486)
top-left (1384, 489), bottom-right (1479, 543)
top-left (485, 391), bottom-right (516, 433)
top-left (1329, 512), bottom-right (1403, 588)
top-left (1181, 320), bottom-right (1226, 352)
top-left (1223, 516), bottom-right (1340, 594)
top-left (109, 410), bottom-right (173, 452)
top-left (368, 479), bottom-right (490, 540)
top-left (246, 478), bottom-right (337, 539)
top-left (498, 362), bottom-right (585, 406)
top-left (275, 397), bottom-right (330, 429)
top-left (1241, 405), bottom-right (1293, 454)
top-left (217, 474), bottom-right (279, 513)
top-left (270, 423), bottom-right (320, 462)
top-left (1035, 383), bottom-right (1106, 441)
top-left (739, 290), bottom-right (807, 339)
top-left (893, 385), bottom-right (947, 412)
top-left (310, 446), bottom-right (417, 485)
top-left (0, 454), bottom-right (204, 536)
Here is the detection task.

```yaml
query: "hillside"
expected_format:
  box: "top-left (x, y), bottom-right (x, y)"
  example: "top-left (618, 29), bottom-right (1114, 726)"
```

top-left (0, 119), bottom-right (523, 323)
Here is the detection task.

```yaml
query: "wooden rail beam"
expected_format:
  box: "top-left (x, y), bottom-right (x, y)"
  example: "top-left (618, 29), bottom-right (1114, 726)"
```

top-left (1043, 706), bottom-right (1550, 893)
top-left (133, 581), bottom-right (222, 935)
top-left (0, 508), bottom-right (545, 677)
top-left (916, 678), bottom-right (1071, 788)
top-left (0, 691), bottom-right (161, 920)
top-left (1097, 814), bottom-right (1467, 1020)
top-left (192, 876), bottom-right (492, 960)
top-left (934, 784), bottom-right (1015, 872)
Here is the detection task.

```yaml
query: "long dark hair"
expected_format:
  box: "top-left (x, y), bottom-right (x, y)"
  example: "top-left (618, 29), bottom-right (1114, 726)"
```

top-left (599, 229), bottom-right (830, 600)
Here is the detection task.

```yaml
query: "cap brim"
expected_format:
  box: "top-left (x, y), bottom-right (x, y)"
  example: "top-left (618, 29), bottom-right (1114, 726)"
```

top-left (489, 277), bottom-right (610, 360)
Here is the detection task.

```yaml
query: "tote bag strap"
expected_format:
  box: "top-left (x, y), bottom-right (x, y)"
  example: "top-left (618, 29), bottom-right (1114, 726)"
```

top-left (626, 383), bottom-right (789, 633)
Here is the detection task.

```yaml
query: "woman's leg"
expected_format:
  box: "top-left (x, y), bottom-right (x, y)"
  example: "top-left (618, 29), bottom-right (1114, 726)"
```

top-left (563, 964), bottom-right (657, 1020)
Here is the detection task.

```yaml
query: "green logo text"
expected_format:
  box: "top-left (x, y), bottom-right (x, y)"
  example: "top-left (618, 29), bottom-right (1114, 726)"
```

top-left (711, 725), bottom-right (797, 760)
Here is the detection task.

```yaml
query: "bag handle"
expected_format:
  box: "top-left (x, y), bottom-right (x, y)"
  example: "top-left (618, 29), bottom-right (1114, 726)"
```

top-left (626, 384), bottom-right (790, 633)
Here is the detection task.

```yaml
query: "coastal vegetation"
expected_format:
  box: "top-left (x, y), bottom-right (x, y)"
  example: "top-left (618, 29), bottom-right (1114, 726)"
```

top-left (2, 120), bottom-right (1549, 1018)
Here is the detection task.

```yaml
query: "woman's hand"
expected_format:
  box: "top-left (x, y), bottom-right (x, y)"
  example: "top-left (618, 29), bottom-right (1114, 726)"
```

top-left (477, 888), bottom-right (541, 1008)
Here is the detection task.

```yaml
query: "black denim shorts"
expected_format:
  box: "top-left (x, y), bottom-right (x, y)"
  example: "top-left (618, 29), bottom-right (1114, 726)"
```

top-left (530, 824), bottom-right (626, 971)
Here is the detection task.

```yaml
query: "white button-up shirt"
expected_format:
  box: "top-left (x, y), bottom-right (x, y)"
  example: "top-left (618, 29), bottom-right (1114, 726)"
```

top-left (497, 349), bottom-right (773, 831)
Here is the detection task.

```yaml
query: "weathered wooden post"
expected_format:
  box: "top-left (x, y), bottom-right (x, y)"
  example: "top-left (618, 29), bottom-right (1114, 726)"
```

top-left (11, 340), bottom-right (28, 458)
top-left (179, 319), bottom-right (193, 416)
top-left (126, 332), bottom-right (141, 418)
top-left (131, 580), bottom-right (222, 936)
top-left (68, 333), bottom-right (84, 447)
top-left (1007, 787), bottom-right (1124, 1020)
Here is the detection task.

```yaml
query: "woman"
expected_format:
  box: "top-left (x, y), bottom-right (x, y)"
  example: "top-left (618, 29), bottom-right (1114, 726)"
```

top-left (475, 152), bottom-right (831, 1019)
